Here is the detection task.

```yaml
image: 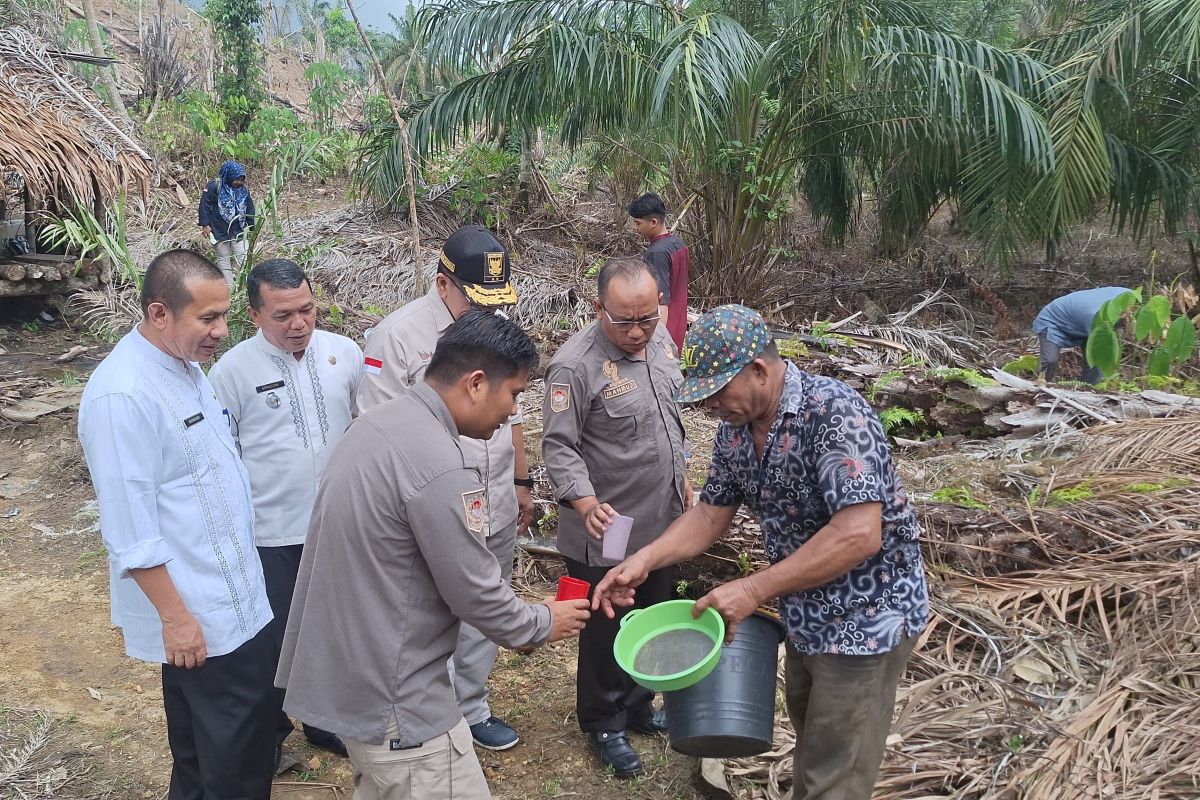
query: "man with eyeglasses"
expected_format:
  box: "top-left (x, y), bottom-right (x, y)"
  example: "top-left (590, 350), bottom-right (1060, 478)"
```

top-left (357, 225), bottom-right (535, 753)
top-left (541, 256), bottom-right (691, 778)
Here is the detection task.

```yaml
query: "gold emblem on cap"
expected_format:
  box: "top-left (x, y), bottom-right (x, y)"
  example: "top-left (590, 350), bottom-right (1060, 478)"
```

top-left (485, 252), bottom-right (504, 283)
top-left (439, 250), bottom-right (456, 273)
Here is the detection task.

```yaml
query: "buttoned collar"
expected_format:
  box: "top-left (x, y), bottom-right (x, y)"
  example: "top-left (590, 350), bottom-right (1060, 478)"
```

top-left (131, 324), bottom-right (195, 376)
top-left (410, 381), bottom-right (461, 439)
top-left (251, 328), bottom-right (315, 361)
top-left (425, 285), bottom-right (456, 334)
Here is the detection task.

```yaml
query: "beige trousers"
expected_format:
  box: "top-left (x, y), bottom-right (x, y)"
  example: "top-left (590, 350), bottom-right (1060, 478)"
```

top-left (785, 636), bottom-right (917, 800)
top-left (343, 716), bottom-right (491, 800)
top-left (213, 238), bottom-right (247, 286)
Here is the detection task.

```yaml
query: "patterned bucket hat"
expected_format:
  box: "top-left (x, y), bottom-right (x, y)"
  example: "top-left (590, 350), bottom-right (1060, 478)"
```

top-left (676, 304), bottom-right (772, 403)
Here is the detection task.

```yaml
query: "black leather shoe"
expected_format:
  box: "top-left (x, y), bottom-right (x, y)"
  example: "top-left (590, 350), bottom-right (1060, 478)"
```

top-left (305, 730), bottom-right (349, 758)
top-left (629, 707), bottom-right (669, 736)
top-left (587, 731), bottom-right (643, 778)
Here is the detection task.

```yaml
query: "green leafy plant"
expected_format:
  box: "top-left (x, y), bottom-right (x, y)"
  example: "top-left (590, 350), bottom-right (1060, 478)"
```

top-left (930, 367), bottom-right (996, 388)
top-left (867, 370), bottom-right (905, 402)
top-left (205, 0), bottom-right (264, 131)
top-left (879, 407), bottom-right (924, 433)
top-left (1088, 286), bottom-right (1198, 380)
top-left (41, 197), bottom-right (140, 290)
top-left (931, 487), bottom-right (987, 510)
top-left (1002, 354), bottom-right (1040, 376)
top-left (736, 551), bottom-right (753, 577)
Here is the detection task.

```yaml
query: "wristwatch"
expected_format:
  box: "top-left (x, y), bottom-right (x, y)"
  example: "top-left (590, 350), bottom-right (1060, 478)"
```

top-left (514, 477), bottom-right (534, 488)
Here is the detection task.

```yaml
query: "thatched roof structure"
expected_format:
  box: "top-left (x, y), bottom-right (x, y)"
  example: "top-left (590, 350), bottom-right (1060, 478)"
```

top-left (0, 26), bottom-right (152, 211)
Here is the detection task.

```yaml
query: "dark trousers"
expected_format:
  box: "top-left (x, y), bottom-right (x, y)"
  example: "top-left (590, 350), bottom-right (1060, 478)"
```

top-left (258, 544), bottom-right (335, 748)
top-left (162, 625), bottom-right (277, 800)
top-left (564, 557), bottom-right (674, 732)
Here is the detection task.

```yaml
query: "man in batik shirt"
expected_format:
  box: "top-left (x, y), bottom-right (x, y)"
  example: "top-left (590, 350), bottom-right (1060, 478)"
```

top-left (595, 304), bottom-right (928, 800)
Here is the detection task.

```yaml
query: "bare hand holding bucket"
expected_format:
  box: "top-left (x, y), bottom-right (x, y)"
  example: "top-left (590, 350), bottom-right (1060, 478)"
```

top-left (692, 576), bottom-right (764, 644)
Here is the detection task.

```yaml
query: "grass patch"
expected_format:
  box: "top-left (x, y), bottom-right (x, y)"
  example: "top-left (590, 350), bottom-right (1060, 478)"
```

top-left (931, 487), bottom-right (987, 510)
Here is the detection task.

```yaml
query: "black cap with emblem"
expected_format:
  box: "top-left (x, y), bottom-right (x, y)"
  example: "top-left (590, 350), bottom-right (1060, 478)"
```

top-left (437, 224), bottom-right (518, 307)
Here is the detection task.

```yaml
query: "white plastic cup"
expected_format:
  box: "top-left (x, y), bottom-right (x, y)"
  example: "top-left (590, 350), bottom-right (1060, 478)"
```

top-left (602, 514), bottom-right (634, 561)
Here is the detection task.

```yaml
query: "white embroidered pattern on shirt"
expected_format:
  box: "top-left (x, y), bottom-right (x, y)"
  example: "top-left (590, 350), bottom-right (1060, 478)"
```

top-left (148, 363), bottom-right (254, 634)
top-left (304, 348), bottom-right (330, 447)
top-left (270, 354), bottom-right (309, 449)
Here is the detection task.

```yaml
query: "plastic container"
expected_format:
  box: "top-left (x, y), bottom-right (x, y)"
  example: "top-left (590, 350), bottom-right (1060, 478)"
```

top-left (613, 599), bottom-right (725, 692)
top-left (601, 514), bottom-right (634, 560)
top-left (663, 612), bottom-right (785, 758)
top-left (555, 576), bottom-right (591, 601)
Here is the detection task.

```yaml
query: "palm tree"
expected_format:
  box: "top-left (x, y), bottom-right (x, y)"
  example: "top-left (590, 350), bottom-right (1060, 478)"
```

top-left (355, 0), bottom-right (1195, 298)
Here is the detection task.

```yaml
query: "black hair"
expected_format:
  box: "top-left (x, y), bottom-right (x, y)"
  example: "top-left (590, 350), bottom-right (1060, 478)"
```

top-left (628, 192), bottom-right (668, 221)
top-left (597, 256), bottom-right (654, 302)
top-left (141, 249), bottom-right (224, 314)
top-left (247, 258), bottom-right (313, 310)
top-left (425, 310), bottom-right (539, 386)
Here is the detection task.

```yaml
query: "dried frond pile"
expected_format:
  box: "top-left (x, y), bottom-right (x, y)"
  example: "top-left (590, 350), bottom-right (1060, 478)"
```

top-left (0, 27), bottom-right (151, 210)
top-left (718, 414), bottom-right (1200, 800)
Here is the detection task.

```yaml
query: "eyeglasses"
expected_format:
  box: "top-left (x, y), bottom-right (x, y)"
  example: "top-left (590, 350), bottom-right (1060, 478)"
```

top-left (602, 308), bottom-right (661, 332)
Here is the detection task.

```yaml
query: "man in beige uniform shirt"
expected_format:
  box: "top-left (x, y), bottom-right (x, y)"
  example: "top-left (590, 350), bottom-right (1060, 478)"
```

top-left (542, 257), bottom-right (690, 778)
top-left (357, 225), bottom-right (532, 751)
top-left (278, 311), bottom-right (590, 800)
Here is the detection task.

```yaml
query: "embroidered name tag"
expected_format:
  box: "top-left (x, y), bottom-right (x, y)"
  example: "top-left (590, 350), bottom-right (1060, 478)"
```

top-left (602, 379), bottom-right (637, 400)
top-left (255, 380), bottom-right (285, 393)
top-left (184, 413), bottom-right (204, 428)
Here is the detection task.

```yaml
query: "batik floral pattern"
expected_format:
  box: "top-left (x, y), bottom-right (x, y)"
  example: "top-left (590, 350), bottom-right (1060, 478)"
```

top-left (701, 363), bottom-right (929, 656)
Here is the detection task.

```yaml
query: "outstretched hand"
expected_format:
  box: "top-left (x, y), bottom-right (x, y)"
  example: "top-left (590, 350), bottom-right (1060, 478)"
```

top-left (591, 555), bottom-right (650, 618)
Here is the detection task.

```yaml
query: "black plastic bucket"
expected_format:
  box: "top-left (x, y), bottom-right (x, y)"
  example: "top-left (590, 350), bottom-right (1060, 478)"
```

top-left (663, 612), bottom-right (785, 758)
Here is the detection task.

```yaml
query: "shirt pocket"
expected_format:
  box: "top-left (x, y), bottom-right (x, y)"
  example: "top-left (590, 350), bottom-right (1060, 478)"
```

top-left (589, 393), bottom-right (660, 475)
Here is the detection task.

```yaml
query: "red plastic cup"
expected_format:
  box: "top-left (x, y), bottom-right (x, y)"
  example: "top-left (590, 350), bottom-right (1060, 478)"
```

top-left (556, 576), bottom-right (591, 601)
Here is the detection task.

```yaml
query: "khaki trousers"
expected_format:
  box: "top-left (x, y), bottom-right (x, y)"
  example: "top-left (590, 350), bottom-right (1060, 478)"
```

top-left (785, 636), bottom-right (916, 800)
top-left (213, 238), bottom-right (247, 286)
top-left (343, 717), bottom-right (490, 800)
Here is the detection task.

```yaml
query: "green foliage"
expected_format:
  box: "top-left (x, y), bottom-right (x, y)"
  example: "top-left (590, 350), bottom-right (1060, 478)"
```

top-left (305, 62), bottom-right (356, 133)
top-left (1033, 483), bottom-right (1094, 506)
top-left (321, 7), bottom-right (360, 55)
top-left (1088, 287), bottom-right (1198, 380)
top-left (735, 551), bottom-right (753, 577)
top-left (204, 0), bottom-right (264, 130)
top-left (931, 487), bottom-right (987, 510)
top-left (776, 338), bottom-right (809, 359)
top-left (144, 92), bottom-right (352, 179)
top-left (930, 367), bottom-right (997, 388)
top-left (41, 198), bottom-right (139, 290)
top-left (867, 370), bottom-right (905, 402)
top-left (1002, 354), bottom-right (1040, 376)
top-left (879, 407), bottom-right (924, 434)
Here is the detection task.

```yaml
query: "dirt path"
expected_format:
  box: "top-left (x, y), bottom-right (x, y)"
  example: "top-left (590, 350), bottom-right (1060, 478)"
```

top-left (0, 322), bottom-right (704, 799)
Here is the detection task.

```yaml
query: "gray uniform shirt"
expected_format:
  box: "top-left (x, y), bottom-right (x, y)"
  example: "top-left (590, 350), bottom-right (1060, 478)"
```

top-left (276, 382), bottom-right (552, 746)
top-left (542, 322), bottom-right (687, 564)
top-left (358, 287), bottom-right (521, 534)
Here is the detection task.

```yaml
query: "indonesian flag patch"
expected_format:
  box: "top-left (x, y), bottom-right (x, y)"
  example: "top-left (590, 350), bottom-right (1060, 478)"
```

top-left (363, 356), bottom-right (383, 375)
top-left (549, 383), bottom-right (570, 413)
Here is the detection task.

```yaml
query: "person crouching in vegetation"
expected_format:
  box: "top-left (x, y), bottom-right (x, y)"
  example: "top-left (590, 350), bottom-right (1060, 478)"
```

top-left (199, 160), bottom-right (256, 286)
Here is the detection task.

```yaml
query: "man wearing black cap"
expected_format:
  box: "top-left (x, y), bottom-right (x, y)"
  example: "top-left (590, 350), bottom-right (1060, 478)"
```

top-left (358, 225), bottom-right (533, 752)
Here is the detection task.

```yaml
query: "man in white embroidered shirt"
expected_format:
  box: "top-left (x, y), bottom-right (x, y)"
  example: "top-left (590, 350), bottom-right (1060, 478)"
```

top-left (209, 259), bottom-right (362, 763)
top-left (78, 249), bottom-right (275, 800)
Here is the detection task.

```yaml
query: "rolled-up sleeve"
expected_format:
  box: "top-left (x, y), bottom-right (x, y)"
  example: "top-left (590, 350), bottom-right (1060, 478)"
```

top-left (78, 393), bottom-right (170, 578)
top-left (541, 364), bottom-right (594, 502)
top-left (408, 471), bottom-right (552, 649)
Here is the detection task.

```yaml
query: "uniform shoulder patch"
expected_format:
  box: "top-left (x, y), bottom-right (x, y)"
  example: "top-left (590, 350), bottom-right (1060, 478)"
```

top-left (549, 383), bottom-right (571, 413)
top-left (462, 489), bottom-right (487, 535)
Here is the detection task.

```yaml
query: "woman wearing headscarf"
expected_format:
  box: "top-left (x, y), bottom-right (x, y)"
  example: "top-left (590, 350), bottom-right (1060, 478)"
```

top-left (198, 160), bottom-right (256, 285)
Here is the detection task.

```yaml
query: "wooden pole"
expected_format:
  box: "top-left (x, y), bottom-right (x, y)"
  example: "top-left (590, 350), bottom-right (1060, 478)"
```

top-left (343, 0), bottom-right (420, 251)
top-left (78, 0), bottom-right (136, 128)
